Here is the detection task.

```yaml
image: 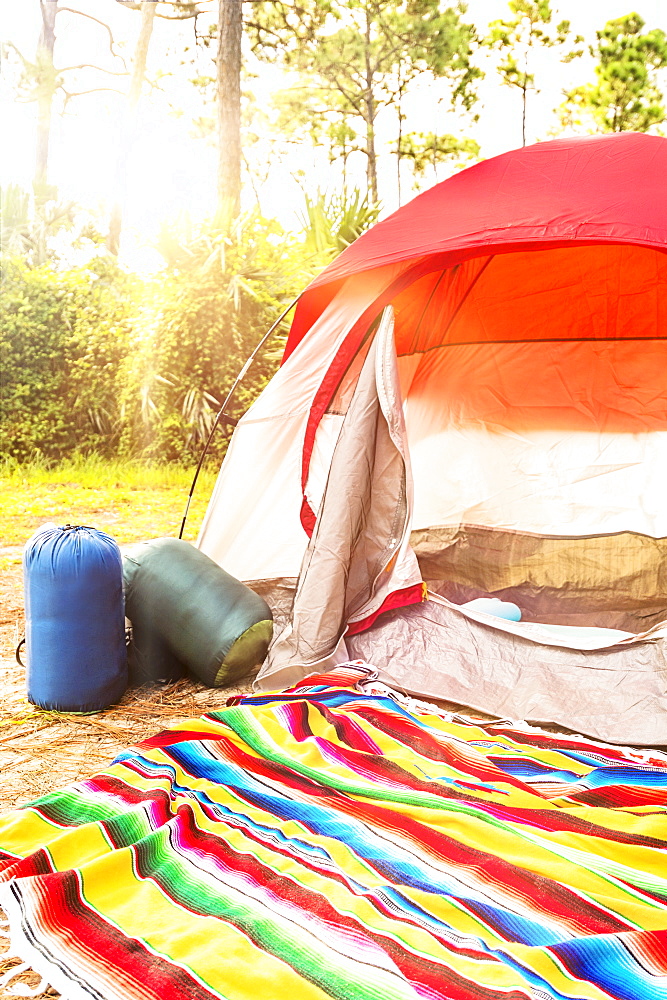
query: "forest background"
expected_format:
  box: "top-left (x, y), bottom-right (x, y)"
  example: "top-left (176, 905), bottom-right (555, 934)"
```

top-left (3, 0), bottom-right (667, 475)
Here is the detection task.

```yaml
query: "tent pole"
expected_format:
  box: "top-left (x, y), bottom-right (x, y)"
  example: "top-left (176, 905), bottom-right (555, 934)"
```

top-left (178, 294), bottom-right (302, 541)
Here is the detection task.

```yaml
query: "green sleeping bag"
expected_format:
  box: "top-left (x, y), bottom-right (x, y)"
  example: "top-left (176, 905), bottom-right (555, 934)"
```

top-left (123, 537), bottom-right (273, 687)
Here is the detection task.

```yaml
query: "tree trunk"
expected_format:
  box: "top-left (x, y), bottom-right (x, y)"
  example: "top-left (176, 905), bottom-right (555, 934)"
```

top-left (521, 85), bottom-right (527, 145)
top-left (217, 0), bottom-right (242, 226)
top-left (107, 1), bottom-right (156, 256)
top-left (34, 0), bottom-right (58, 202)
top-left (342, 141), bottom-right (348, 196)
top-left (521, 49), bottom-right (528, 146)
top-left (363, 8), bottom-right (378, 203)
top-left (396, 99), bottom-right (402, 206)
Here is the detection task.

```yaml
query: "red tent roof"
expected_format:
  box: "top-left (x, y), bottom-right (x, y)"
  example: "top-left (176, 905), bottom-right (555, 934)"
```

top-left (285, 132), bottom-right (667, 361)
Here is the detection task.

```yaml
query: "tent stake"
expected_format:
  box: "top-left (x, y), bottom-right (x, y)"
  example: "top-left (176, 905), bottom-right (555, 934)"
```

top-left (178, 294), bottom-right (301, 540)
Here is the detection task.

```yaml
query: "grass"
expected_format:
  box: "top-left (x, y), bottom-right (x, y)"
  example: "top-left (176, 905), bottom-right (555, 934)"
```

top-left (0, 456), bottom-right (219, 551)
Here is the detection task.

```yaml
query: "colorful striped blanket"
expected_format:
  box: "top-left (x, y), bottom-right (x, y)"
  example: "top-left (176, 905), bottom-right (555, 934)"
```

top-left (1, 663), bottom-right (667, 1000)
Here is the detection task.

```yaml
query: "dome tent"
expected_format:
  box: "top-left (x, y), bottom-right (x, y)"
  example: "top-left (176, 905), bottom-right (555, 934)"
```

top-left (198, 132), bottom-right (667, 745)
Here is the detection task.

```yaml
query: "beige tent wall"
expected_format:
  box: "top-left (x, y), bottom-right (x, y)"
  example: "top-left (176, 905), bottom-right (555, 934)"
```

top-left (197, 266), bottom-right (402, 582)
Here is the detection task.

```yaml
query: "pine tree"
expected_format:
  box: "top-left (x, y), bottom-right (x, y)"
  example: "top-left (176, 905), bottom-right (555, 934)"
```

top-left (485, 0), bottom-right (580, 146)
top-left (559, 14), bottom-right (667, 134)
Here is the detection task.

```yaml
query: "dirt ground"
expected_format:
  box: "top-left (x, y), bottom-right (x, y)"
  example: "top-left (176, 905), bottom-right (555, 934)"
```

top-left (0, 555), bottom-right (254, 998)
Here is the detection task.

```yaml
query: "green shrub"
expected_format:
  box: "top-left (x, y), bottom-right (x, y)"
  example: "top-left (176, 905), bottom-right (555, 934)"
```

top-left (0, 255), bottom-right (135, 461)
top-left (1, 200), bottom-right (363, 465)
top-left (121, 214), bottom-right (310, 463)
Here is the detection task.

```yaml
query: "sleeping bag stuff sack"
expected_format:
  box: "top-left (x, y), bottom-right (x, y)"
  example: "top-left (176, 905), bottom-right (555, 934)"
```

top-left (23, 524), bottom-right (128, 712)
top-left (122, 537), bottom-right (273, 687)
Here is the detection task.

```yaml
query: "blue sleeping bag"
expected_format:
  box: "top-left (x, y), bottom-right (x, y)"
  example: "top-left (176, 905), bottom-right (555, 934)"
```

top-left (23, 524), bottom-right (127, 712)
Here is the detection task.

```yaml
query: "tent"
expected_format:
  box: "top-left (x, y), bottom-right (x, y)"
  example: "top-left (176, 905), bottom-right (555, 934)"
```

top-left (198, 131), bottom-right (667, 746)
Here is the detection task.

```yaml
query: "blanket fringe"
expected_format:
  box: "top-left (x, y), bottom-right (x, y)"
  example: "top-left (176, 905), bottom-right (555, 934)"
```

top-left (0, 960), bottom-right (50, 996)
top-left (0, 900), bottom-right (62, 1000)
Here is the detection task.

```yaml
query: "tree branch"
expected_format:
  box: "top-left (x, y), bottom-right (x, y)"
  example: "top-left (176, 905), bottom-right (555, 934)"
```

top-left (323, 78), bottom-right (365, 118)
top-left (58, 64), bottom-right (129, 76)
top-left (115, 0), bottom-right (206, 18)
top-left (243, 19), bottom-right (284, 47)
top-left (59, 8), bottom-right (128, 70)
top-left (62, 85), bottom-right (126, 111)
top-left (2, 40), bottom-right (28, 66)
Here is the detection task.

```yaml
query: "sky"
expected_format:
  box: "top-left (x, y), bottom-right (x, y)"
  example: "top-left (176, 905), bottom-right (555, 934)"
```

top-left (3, 0), bottom-right (667, 271)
